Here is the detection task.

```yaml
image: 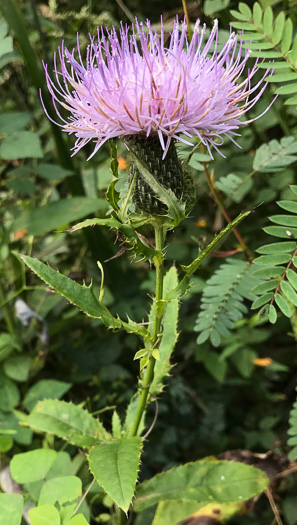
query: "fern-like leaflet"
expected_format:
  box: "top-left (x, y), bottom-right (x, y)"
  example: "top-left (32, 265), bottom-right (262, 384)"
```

top-left (194, 258), bottom-right (258, 347)
top-left (231, 2), bottom-right (297, 105)
top-left (251, 186), bottom-right (297, 322)
top-left (288, 385), bottom-right (297, 461)
top-left (216, 137), bottom-right (297, 203)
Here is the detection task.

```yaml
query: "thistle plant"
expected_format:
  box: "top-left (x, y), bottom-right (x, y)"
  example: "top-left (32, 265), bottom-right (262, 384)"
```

top-left (17, 16), bottom-right (275, 525)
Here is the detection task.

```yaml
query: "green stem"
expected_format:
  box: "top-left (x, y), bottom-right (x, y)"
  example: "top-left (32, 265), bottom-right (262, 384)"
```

top-left (0, 279), bottom-right (17, 337)
top-left (129, 224), bottom-right (165, 438)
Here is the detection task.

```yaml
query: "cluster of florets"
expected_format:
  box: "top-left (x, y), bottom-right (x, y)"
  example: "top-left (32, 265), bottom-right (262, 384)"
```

top-left (42, 17), bottom-right (273, 159)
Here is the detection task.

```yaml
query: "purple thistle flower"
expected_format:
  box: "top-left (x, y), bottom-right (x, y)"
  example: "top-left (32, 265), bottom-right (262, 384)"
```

top-left (42, 17), bottom-right (274, 160)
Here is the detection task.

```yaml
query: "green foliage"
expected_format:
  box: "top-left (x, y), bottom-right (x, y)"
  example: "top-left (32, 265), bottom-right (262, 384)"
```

top-left (231, 2), bottom-right (297, 104)
top-left (23, 379), bottom-right (72, 412)
top-left (88, 437), bottom-right (142, 512)
top-left (251, 186), bottom-right (297, 320)
top-left (134, 458), bottom-right (269, 512)
top-left (23, 399), bottom-right (111, 447)
top-left (287, 384), bottom-right (297, 461)
top-left (11, 448), bottom-right (57, 483)
top-left (195, 258), bottom-right (258, 346)
top-left (0, 494), bottom-right (23, 525)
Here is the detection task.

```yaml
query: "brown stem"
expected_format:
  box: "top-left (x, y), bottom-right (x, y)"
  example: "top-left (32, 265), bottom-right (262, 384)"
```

top-left (203, 161), bottom-right (254, 260)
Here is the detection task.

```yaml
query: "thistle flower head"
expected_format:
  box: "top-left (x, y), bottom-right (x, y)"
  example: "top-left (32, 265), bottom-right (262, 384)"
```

top-left (43, 17), bottom-right (273, 160)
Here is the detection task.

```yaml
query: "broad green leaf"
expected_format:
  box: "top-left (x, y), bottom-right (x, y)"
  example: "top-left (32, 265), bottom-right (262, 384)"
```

top-left (134, 459), bottom-right (269, 512)
top-left (231, 22), bottom-right (258, 30)
top-left (256, 241), bottom-right (296, 254)
top-left (13, 198), bottom-right (107, 236)
top-left (251, 50), bottom-right (282, 58)
top-left (281, 281), bottom-right (297, 306)
top-left (46, 451), bottom-right (72, 479)
top-left (0, 112), bottom-right (32, 134)
top-left (0, 494), bottom-right (23, 525)
top-left (0, 411), bottom-right (32, 445)
top-left (269, 304), bottom-right (277, 324)
top-left (11, 449), bottom-right (57, 483)
top-left (24, 399), bottom-right (111, 447)
top-left (0, 131), bottom-right (43, 159)
top-left (39, 476), bottom-right (82, 506)
top-left (35, 163), bottom-right (73, 181)
top-left (275, 293), bottom-right (292, 317)
top-left (151, 267), bottom-right (179, 395)
top-left (152, 500), bottom-right (246, 525)
top-left (0, 435), bottom-right (13, 452)
top-left (0, 373), bottom-right (20, 411)
top-left (253, 254), bottom-right (291, 266)
top-left (23, 379), bottom-right (72, 412)
top-left (29, 505), bottom-right (60, 525)
top-left (20, 255), bottom-right (121, 329)
top-left (88, 437), bottom-right (142, 512)
top-left (3, 355), bottom-right (32, 382)
top-left (287, 268), bottom-right (297, 290)
top-left (66, 516), bottom-right (89, 525)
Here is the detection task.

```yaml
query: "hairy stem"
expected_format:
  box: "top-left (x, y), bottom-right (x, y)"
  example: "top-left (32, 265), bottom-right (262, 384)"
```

top-left (129, 224), bottom-right (165, 438)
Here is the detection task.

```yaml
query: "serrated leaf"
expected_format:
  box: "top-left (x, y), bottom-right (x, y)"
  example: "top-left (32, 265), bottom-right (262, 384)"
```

top-left (150, 267), bottom-right (179, 395)
top-left (24, 399), bottom-right (111, 447)
top-left (134, 459), bottom-right (269, 512)
top-left (112, 411), bottom-right (122, 439)
top-left (281, 281), bottom-right (297, 306)
top-left (88, 437), bottom-right (142, 512)
top-left (11, 449), bottom-right (57, 483)
top-left (269, 304), bottom-right (277, 324)
top-left (0, 494), bottom-right (23, 525)
top-left (275, 293), bottom-right (292, 317)
top-left (20, 255), bottom-right (121, 329)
